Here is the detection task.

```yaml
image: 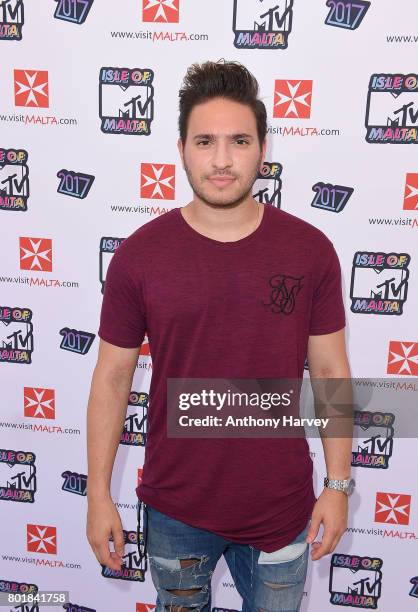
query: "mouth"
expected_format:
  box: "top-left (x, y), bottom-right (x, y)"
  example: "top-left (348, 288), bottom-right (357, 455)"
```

top-left (207, 176), bottom-right (236, 188)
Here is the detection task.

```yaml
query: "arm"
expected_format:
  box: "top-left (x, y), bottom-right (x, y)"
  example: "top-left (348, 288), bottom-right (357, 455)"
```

top-left (86, 338), bottom-right (140, 571)
top-left (305, 328), bottom-right (353, 560)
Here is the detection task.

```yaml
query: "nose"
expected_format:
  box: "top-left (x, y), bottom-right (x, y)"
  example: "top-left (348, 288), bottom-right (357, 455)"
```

top-left (211, 139), bottom-right (232, 171)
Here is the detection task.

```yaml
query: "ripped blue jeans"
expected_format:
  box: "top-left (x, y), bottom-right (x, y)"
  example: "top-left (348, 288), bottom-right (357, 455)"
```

top-left (142, 503), bottom-right (309, 612)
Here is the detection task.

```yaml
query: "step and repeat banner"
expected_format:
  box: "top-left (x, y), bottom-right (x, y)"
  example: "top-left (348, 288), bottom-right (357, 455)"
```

top-left (1, 0), bottom-right (418, 610)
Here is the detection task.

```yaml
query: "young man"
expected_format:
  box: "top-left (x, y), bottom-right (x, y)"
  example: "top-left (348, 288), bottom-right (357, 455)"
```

top-left (87, 60), bottom-right (353, 612)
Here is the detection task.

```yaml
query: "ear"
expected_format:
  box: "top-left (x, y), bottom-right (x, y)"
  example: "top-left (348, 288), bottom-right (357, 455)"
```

top-left (177, 138), bottom-right (185, 169)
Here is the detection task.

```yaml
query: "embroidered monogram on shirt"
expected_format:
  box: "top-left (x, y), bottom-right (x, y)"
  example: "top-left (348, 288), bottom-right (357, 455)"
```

top-left (262, 273), bottom-right (304, 314)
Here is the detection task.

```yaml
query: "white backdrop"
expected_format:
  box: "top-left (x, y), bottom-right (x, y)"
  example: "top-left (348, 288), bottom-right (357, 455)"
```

top-left (1, 0), bottom-right (418, 610)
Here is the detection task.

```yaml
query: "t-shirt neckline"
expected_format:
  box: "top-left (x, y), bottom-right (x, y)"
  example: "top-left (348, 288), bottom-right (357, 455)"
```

top-left (175, 203), bottom-right (270, 249)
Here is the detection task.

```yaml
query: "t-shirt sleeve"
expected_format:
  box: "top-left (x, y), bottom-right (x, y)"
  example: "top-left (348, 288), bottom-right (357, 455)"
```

top-left (309, 239), bottom-right (346, 335)
top-left (98, 246), bottom-right (146, 349)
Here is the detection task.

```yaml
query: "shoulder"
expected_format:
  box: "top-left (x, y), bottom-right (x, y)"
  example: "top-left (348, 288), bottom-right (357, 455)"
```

top-left (271, 206), bottom-right (331, 245)
top-left (113, 209), bottom-right (178, 262)
top-left (269, 206), bottom-right (335, 252)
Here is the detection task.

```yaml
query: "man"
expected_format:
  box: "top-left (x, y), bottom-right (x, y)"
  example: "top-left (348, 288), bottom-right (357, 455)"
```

top-left (87, 60), bottom-right (353, 612)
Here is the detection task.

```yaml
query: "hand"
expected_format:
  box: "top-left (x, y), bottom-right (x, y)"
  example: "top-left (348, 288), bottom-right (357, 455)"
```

top-left (306, 487), bottom-right (348, 560)
top-left (86, 494), bottom-right (125, 571)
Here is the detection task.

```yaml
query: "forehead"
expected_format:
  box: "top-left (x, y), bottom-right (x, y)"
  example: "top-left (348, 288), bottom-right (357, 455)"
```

top-left (187, 97), bottom-right (257, 135)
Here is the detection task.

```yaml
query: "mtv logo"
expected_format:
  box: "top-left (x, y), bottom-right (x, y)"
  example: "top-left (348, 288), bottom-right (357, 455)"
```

top-left (253, 163), bottom-right (282, 208)
top-left (0, 320), bottom-right (33, 351)
top-left (0, 462), bottom-right (36, 491)
top-left (331, 566), bottom-right (382, 598)
top-left (0, 162), bottom-right (29, 196)
top-left (0, 0), bottom-right (24, 23)
top-left (351, 267), bottom-right (409, 302)
top-left (27, 524), bottom-right (57, 554)
top-left (234, 0), bottom-right (293, 33)
top-left (100, 83), bottom-right (153, 121)
top-left (366, 91), bottom-right (418, 129)
top-left (355, 433), bottom-right (393, 456)
top-left (403, 173), bottom-right (418, 210)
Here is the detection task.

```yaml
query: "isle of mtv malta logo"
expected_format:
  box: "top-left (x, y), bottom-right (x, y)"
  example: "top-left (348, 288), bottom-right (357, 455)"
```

top-left (410, 576), bottom-right (418, 598)
top-left (121, 391), bottom-right (149, 447)
top-left (99, 67), bottom-right (154, 136)
top-left (325, 0), bottom-right (370, 30)
top-left (0, 147), bottom-right (29, 211)
top-left (350, 251), bottom-right (410, 315)
top-left (99, 236), bottom-right (125, 293)
top-left (329, 554), bottom-right (383, 608)
top-left (365, 73), bottom-right (418, 144)
top-left (273, 80), bottom-right (313, 119)
top-left (233, 0), bottom-right (294, 50)
top-left (0, 306), bottom-right (33, 364)
top-left (352, 410), bottom-right (394, 469)
top-left (253, 162), bottom-right (282, 207)
top-left (14, 69), bottom-right (49, 108)
top-left (0, 448), bottom-right (36, 503)
top-left (0, 0), bottom-right (24, 40)
top-left (102, 529), bottom-right (146, 581)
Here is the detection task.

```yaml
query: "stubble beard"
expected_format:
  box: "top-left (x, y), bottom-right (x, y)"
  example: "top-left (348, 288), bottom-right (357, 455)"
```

top-left (183, 155), bottom-right (263, 210)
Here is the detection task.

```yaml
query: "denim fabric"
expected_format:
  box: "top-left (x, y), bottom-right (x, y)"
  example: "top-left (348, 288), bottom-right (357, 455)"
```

top-left (143, 503), bottom-right (309, 612)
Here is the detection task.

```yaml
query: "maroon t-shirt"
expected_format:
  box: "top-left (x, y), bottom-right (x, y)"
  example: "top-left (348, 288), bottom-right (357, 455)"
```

top-left (98, 204), bottom-right (346, 552)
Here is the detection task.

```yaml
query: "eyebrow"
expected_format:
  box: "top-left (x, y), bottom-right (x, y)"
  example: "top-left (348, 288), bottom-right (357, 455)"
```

top-left (192, 133), bottom-right (254, 141)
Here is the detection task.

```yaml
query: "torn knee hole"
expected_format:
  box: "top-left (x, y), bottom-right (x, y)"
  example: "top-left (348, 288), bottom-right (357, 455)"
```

top-left (263, 581), bottom-right (293, 589)
top-left (179, 557), bottom-right (200, 569)
top-left (166, 587), bottom-right (201, 596)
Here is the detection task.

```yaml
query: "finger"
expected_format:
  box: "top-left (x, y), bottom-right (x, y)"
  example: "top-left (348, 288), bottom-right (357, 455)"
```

top-left (113, 526), bottom-right (125, 558)
top-left (311, 529), bottom-right (337, 560)
top-left (97, 541), bottom-right (121, 571)
top-left (306, 516), bottom-right (321, 544)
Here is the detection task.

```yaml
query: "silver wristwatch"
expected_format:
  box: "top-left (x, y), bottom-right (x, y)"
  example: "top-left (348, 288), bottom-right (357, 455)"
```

top-left (324, 477), bottom-right (355, 496)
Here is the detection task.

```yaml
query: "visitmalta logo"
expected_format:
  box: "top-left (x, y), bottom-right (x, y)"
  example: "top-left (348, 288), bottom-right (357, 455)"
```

top-left (140, 163), bottom-right (175, 199)
top-left (233, 0), bottom-right (294, 50)
top-left (27, 524), bottom-right (57, 554)
top-left (19, 237), bottom-right (52, 272)
top-left (374, 492), bottom-right (411, 525)
top-left (273, 80), bottom-right (313, 119)
top-left (387, 341), bottom-right (418, 376)
top-left (404, 173), bottom-right (418, 210)
top-left (142, 0), bottom-right (179, 23)
top-left (24, 387), bottom-right (55, 419)
top-left (14, 69), bottom-right (49, 108)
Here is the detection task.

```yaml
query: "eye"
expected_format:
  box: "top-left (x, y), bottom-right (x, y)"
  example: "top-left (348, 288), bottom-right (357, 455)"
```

top-left (197, 140), bottom-right (210, 146)
top-left (236, 138), bottom-right (249, 145)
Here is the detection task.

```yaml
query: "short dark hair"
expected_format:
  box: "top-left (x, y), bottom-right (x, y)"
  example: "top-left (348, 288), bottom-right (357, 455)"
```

top-left (178, 59), bottom-right (267, 146)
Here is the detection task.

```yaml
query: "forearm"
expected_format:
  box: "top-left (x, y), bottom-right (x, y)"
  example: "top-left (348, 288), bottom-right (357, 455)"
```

top-left (86, 366), bottom-right (133, 500)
